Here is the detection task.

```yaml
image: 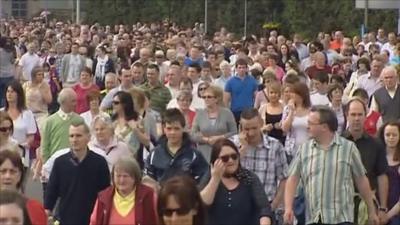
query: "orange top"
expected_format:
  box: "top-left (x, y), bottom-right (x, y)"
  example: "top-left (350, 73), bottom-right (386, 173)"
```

top-left (109, 203), bottom-right (136, 225)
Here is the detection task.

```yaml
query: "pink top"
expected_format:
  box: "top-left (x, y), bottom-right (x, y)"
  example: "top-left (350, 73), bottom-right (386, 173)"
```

top-left (109, 203), bottom-right (136, 225)
top-left (73, 83), bottom-right (99, 114)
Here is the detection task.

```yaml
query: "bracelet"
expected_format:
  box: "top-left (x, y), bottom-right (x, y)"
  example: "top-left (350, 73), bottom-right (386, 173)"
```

top-left (378, 207), bottom-right (388, 212)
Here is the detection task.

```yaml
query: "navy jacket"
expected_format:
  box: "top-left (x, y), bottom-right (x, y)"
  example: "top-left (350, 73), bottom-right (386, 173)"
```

top-left (144, 133), bottom-right (209, 187)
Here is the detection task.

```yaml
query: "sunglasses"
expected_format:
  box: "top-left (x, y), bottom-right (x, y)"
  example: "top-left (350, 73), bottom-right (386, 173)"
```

top-left (202, 95), bottom-right (215, 99)
top-left (199, 87), bottom-right (207, 91)
top-left (0, 126), bottom-right (12, 132)
top-left (112, 100), bottom-right (120, 105)
top-left (219, 153), bottom-right (239, 163)
top-left (162, 207), bottom-right (191, 217)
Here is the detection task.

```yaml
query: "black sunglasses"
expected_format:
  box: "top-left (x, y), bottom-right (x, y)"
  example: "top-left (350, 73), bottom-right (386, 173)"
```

top-left (0, 127), bottom-right (12, 132)
top-left (219, 153), bottom-right (239, 163)
top-left (162, 207), bottom-right (191, 217)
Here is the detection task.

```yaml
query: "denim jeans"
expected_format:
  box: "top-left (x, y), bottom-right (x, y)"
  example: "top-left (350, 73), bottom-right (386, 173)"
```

top-left (0, 76), bottom-right (14, 107)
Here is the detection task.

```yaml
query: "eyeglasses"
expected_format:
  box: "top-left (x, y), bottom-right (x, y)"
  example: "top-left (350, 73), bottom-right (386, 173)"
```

top-left (112, 100), bottom-right (121, 105)
top-left (219, 153), bottom-right (239, 163)
top-left (202, 95), bottom-right (215, 99)
top-left (0, 126), bottom-right (12, 132)
top-left (178, 98), bottom-right (192, 102)
top-left (162, 207), bottom-right (192, 217)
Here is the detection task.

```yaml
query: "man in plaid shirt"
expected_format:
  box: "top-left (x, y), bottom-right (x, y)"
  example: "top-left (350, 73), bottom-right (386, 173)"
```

top-left (231, 108), bottom-right (288, 212)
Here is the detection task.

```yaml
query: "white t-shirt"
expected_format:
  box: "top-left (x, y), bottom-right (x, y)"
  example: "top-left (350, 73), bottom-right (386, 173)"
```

top-left (18, 53), bottom-right (41, 81)
top-left (11, 110), bottom-right (37, 146)
top-left (310, 92), bottom-right (330, 106)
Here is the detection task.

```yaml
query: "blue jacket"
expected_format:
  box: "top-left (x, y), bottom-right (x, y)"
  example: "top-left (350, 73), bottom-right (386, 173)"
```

top-left (144, 133), bottom-right (209, 186)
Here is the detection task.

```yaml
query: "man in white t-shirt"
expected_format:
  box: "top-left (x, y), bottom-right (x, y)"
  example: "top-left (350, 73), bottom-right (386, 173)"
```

top-left (310, 72), bottom-right (330, 106)
top-left (18, 42), bottom-right (41, 82)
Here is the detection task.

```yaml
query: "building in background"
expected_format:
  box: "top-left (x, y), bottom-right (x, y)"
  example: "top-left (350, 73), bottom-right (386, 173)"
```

top-left (1, 0), bottom-right (80, 21)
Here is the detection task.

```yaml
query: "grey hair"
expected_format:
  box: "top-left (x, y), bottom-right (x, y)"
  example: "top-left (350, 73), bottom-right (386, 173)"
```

top-left (57, 88), bottom-right (77, 105)
top-left (111, 157), bottom-right (142, 187)
top-left (91, 115), bottom-right (114, 134)
top-left (176, 90), bottom-right (193, 101)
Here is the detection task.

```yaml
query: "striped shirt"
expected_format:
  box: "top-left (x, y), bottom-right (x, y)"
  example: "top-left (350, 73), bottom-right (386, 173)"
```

top-left (231, 133), bottom-right (288, 202)
top-left (288, 134), bottom-right (366, 224)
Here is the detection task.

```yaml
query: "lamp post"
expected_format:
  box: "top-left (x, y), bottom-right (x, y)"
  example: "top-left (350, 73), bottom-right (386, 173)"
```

top-left (244, 0), bottom-right (248, 37)
top-left (205, 0), bottom-right (208, 34)
top-left (76, 0), bottom-right (80, 24)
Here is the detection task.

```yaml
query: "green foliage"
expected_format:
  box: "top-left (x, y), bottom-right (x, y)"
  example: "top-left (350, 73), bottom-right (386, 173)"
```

top-left (82, 0), bottom-right (398, 39)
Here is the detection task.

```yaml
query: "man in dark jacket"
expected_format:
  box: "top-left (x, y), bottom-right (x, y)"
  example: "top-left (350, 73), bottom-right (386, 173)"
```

top-left (144, 108), bottom-right (209, 187)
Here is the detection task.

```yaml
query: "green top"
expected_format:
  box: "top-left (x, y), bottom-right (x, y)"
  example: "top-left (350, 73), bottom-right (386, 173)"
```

top-left (41, 111), bottom-right (83, 162)
top-left (289, 134), bottom-right (366, 224)
top-left (140, 82), bottom-right (172, 114)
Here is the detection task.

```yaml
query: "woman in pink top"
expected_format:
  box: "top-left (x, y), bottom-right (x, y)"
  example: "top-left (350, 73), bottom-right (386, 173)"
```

top-left (266, 53), bottom-right (285, 82)
top-left (73, 67), bottom-right (99, 114)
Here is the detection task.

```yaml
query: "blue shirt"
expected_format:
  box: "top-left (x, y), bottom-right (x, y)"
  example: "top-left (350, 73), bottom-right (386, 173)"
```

top-left (225, 74), bottom-right (258, 112)
top-left (184, 57), bottom-right (204, 67)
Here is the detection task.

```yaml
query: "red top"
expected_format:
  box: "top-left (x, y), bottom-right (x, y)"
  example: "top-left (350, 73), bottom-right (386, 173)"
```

top-left (108, 203), bottom-right (136, 225)
top-left (364, 111), bottom-right (381, 136)
top-left (26, 199), bottom-right (47, 225)
top-left (73, 83), bottom-right (99, 114)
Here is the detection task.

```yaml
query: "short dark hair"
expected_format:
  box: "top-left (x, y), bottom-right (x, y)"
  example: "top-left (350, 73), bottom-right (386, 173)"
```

top-left (147, 64), bottom-right (160, 73)
top-left (356, 57), bottom-right (371, 70)
top-left (202, 61), bottom-right (212, 69)
top-left (351, 88), bottom-right (369, 100)
top-left (81, 66), bottom-right (93, 76)
top-left (327, 84), bottom-right (344, 102)
top-left (0, 189), bottom-right (31, 225)
top-left (310, 105), bottom-right (338, 132)
top-left (346, 97), bottom-right (367, 115)
top-left (158, 175), bottom-right (206, 225)
top-left (313, 72), bottom-right (329, 84)
top-left (189, 63), bottom-right (202, 73)
top-left (0, 150), bottom-right (25, 190)
top-left (235, 58), bottom-right (248, 68)
top-left (162, 108), bottom-right (186, 128)
top-left (240, 108), bottom-right (260, 120)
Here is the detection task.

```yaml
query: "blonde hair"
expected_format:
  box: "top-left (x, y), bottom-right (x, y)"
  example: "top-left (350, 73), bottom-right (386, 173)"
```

top-left (204, 85), bottom-right (223, 106)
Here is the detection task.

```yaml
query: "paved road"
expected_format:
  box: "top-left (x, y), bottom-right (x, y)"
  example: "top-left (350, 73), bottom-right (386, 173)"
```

top-left (25, 170), bottom-right (44, 203)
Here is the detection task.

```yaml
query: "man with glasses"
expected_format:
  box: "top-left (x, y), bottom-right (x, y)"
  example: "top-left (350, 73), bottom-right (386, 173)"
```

top-left (100, 66), bottom-right (134, 111)
top-left (284, 105), bottom-right (379, 225)
top-left (231, 108), bottom-right (288, 224)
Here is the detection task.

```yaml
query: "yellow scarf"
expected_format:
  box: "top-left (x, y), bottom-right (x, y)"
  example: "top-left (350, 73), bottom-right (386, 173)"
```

top-left (113, 189), bottom-right (136, 217)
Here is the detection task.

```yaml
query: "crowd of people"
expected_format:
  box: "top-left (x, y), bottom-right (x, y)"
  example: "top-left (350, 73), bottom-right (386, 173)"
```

top-left (0, 17), bottom-right (400, 225)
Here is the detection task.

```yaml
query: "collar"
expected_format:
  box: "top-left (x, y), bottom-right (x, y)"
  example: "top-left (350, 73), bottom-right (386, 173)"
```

top-left (57, 109), bottom-right (71, 120)
top-left (92, 137), bottom-right (118, 152)
top-left (311, 133), bottom-right (342, 148)
top-left (114, 189), bottom-right (135, 202)
top-left (385, 84), bottom-right (398, 92)
top-left (342, 130), bottom-right (369, 141)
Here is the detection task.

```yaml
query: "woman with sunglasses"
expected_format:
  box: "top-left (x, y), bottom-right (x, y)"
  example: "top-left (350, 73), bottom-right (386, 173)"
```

top-left (201, 139), bottom-right (272, 225)
top-left (112, 91), bottom-right (150, 155)
top-left (0, 150), bottom-right (47, 225)
top-left (192, 86), bottom-right (237, 162)
top-left (90, 157), bottom-right (157, 225)
top-left (0, 111), bottom-right (23, 155)
top-left (3, 81), bottom-right (37, 165)
top-left (158, 175), bottom-right (206, 225)
top-left (193, 82), bottom-right (209, 110)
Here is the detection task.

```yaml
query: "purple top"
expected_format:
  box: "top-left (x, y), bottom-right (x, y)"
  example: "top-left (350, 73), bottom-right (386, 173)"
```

top-left (387, 163), bottom-right (400, 209)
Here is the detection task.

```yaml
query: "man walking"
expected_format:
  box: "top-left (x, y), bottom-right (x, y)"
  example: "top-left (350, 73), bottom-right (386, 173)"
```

top-left (284, 105), bottom-right (379, 225)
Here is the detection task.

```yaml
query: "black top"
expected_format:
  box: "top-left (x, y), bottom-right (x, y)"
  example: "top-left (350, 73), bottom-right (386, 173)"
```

top-left (44, 150), bottom-right (111, 225)
top-left (265, 112), bottom-right (285, 144)
top-left (342, 132), bottom-right (388, 190)
top-left (373, 86), bottom-right (400, 123)
top-left (208, 182), bottom-right (259, 225)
